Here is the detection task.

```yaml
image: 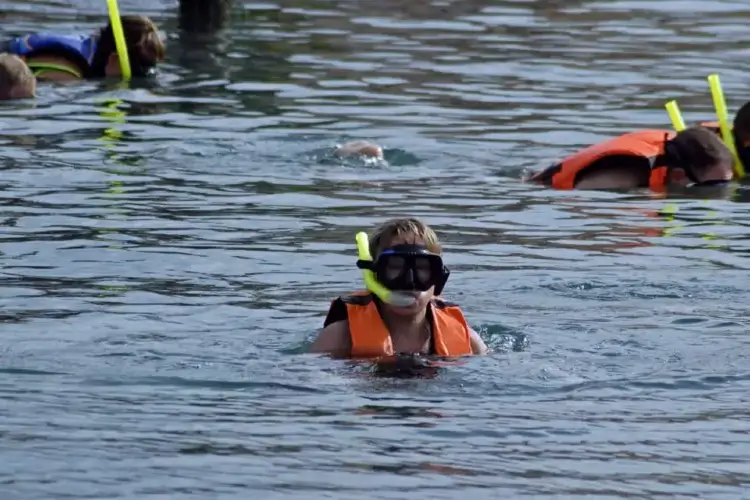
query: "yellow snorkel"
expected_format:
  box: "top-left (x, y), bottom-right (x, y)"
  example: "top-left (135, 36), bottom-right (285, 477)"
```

top-left (707, 74), bottom-right (744, 178)
top-left (107, 0), bottom-right (132, 80)
top-left (665, 100), bottom-right (686, 132)
top-left (355, 232), bottom-right (416, 307)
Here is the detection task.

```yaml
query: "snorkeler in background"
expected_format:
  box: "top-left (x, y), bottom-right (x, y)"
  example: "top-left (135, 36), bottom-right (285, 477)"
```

top-left (525, 126), bottom-right (733, 191)
top-left (0, 53), bottom-right (36, 100)
top-left (310, 217), bottom-right (487, 358)
top-left (2, 15), bottom-right (165, 81)
top-left (333, 140), bottom-right (384, 160)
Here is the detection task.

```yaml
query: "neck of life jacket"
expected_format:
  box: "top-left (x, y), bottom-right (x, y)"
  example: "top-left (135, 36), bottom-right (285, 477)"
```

top-left (355, 244), bottom-right (450, 297)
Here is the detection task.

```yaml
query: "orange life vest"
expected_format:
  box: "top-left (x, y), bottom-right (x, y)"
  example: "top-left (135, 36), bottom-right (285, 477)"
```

top-left (699, 120), bottom-right (721, 134)
top-left (323, 291), bottom-right (473, 358)
top-left (528, 130), bottom-right (675, 191)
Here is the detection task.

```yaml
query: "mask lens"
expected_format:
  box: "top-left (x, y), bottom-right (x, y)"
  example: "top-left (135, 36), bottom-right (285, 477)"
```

top-left (375, 246), bottom-right (441, 292)
top-left (414, 256), bottom-right (433, 283)
top-left (384, 255), bottom-right (406, 280)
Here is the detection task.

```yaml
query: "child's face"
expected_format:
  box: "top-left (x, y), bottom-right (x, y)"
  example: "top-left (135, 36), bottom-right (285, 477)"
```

top-left (377, 234), bottom-right (436, 317)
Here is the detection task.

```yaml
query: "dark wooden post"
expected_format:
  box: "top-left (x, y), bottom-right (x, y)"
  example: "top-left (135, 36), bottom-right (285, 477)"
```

top-left (178, 0), bottom-right (231, 34)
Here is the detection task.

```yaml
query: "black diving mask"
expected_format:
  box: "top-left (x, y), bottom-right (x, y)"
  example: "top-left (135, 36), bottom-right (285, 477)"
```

top-left (356, 244), bottom-right (450, 295)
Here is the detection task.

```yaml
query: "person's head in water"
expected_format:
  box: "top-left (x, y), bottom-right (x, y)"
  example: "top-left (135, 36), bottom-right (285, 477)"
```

top-left (368, 217), bottom-right (447, 318)
top-left (664, 126), bottom-right (733, 187)
top-left (334, 140), bottom-right (384, 160)
top-left (0, 53), bottom-right (35, 100)
top-left (91, 15), bottom-right (165, 78)
top-left (732, 101), bottom-right (750, 169)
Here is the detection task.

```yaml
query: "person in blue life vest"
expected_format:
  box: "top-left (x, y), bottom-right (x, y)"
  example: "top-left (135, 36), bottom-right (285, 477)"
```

top-left (3, 15), bottom-right (165, 82)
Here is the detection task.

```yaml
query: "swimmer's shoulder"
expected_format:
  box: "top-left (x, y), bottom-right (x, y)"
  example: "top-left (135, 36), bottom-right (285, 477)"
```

top-left (467, 326), bottom-right (489, 355)
top-left (310, 319), bottom-right (352, 358)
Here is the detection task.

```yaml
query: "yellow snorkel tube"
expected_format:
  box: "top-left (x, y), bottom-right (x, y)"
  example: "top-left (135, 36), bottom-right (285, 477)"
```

top-left (107, 0), bottom-right (132, 80)
top-left (355, 232), bottom-right (416, 307)
top-left (707, 74), bottom-right (744, 178)
top-left (665, 100), bottom-right (686, 132)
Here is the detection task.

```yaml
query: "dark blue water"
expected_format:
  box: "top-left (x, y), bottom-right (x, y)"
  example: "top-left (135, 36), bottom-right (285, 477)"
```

top-left (2, 0), bottom-right (750, 498)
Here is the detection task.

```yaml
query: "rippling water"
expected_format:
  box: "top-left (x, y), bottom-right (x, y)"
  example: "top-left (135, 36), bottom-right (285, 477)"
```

top-left (2, 0), bottom-right (750, 498)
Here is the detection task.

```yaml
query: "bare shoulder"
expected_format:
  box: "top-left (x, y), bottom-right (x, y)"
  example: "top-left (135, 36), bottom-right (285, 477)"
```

top-left (468, 326), bottom-right (489, 355)
top-left (309, 320), bottom-right (352, 357)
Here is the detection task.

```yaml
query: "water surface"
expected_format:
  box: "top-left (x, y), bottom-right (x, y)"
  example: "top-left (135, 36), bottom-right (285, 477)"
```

top-left (2, 0), bottom-right (750, 498)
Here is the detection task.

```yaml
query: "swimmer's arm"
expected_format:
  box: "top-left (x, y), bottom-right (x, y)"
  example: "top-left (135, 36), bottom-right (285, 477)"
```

top-left (468, 327), bottom-right (488, 355)
top-left (309, 320), bottom-right (352, 358)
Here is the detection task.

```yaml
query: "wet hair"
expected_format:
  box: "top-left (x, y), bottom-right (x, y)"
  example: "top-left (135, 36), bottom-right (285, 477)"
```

top-left (369, 218), bottom-right (442, 258)
top-left (733, 101), bottom-right (750, 145)
top-left (90, 15), bottom-right (165, 78)
top-left (668, 126), bottom-right (732, 175)
top-left (0, 53), bottom-right (35, 99)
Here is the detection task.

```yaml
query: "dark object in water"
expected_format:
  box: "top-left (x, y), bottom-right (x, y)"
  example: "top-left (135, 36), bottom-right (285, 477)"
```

top-left (179, 0), bottom-right (231, 33)
top-left (371, 353), bottom-right (442, 379)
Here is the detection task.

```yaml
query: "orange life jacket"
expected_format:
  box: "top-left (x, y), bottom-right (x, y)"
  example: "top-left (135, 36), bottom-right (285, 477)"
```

top-left (699, 120), bottom-right (721, 134)
top-left (528, 130), bottom-right (675, 191)
top-left (323, 291), bottom-right (473, 358)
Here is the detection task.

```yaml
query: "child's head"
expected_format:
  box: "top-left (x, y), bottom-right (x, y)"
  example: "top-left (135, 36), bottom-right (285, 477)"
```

top-left (92, 15), bottom-right (165, 78)
top-left (369, 218), bottom-right (447, 316)
top-left (369, 217), bottom-right (442, 259)
top-left (0, 53), bottom-right (36, 100)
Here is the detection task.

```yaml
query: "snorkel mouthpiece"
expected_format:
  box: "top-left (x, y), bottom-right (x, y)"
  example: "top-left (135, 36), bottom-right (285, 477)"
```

top-left (355, 232), bottom-right (416, 307)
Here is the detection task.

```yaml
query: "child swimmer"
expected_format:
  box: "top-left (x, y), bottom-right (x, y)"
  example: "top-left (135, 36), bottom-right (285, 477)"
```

top-left (310, 217), bottom-right (488, 358)
top-left (2, 15), bottom-right (165, 81)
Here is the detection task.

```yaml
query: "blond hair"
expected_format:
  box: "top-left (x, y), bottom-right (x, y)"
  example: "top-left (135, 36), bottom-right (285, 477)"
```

top-left (0, 53), bottom-right (35, 100)
top-left (369, 217), bottom-right (442, 257)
